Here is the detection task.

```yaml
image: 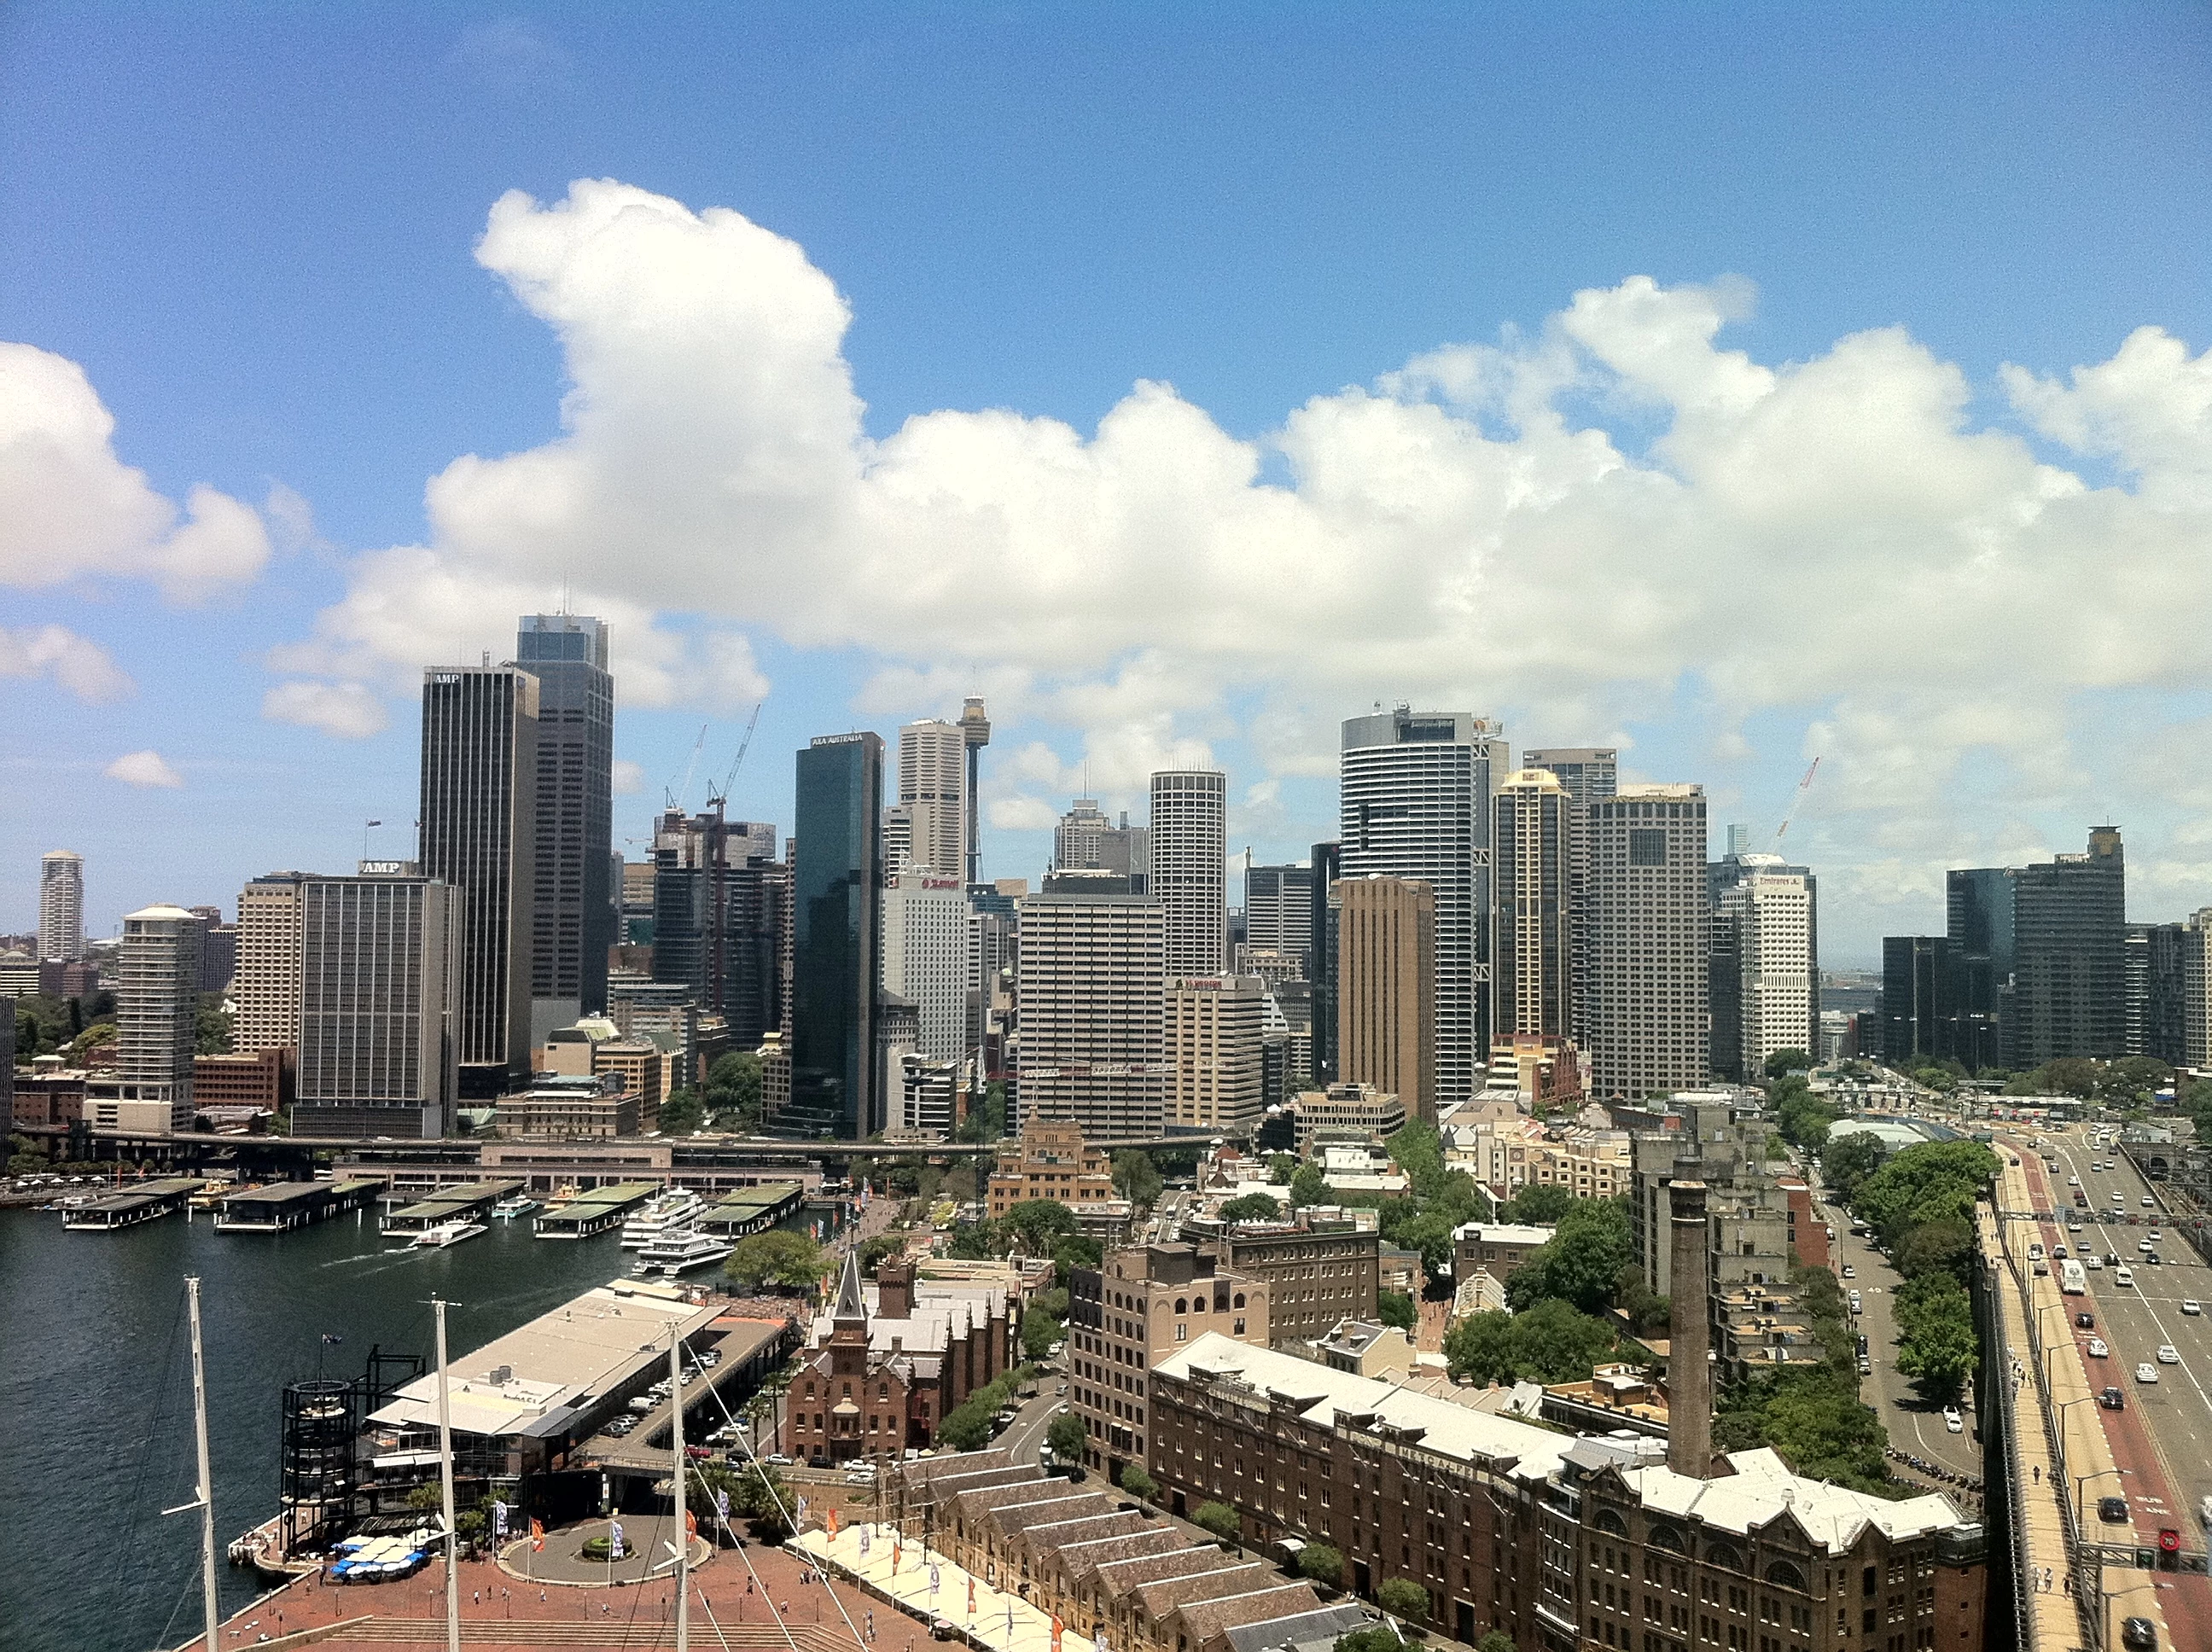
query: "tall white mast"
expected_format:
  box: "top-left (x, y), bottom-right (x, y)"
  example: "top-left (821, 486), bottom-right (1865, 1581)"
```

top-left (435, 1296), bottom-right (460, 1652)
top-left (187, 1277), bottom-right (220, 1652)
top-left (671, 1321), bottom-right (690, 1652)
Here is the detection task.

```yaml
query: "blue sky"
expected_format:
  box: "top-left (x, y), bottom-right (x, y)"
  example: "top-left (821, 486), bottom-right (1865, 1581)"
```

top-left (4, 3), bottom-right (2210, 963)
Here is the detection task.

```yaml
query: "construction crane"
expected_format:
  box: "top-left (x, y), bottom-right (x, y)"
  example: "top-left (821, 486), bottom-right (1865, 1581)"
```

top-left (705, 701), bottom-right (765, 811)
top-left (1771, 757), bottom-right (1821, 850)
top-left (664, 723), bottom-right (708, 812)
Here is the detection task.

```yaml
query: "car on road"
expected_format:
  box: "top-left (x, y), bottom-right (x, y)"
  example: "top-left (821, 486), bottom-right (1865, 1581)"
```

top-left (2186, 1300), bottom-right (2203, 1316)
top-left (2122, 1617), bottom-right (2157, 1650)
top-left (2102, 1386), bottom-right (2127, 1410)
top-left (2144, 1196), bottom-right (2157, 1207)
top-left (2069, 1175), bottom-right (2081, 1185)
top-left (2088, 1337), bottom-right (2110, 1358)
top-left (763, 1452), bottom-right (793, 1466)
top-left (2139, 1240), bottom-right (2156, 1254)
top-left (1841, 1265), bottom-right (1854, 1279)
top-left (2147, 1253), bottom-right (2163, 1265)
top-left (2116, 1266), bottom-right (2136, 1287)
top-left (2077, 1311), bottom-right (2096, 1328)
top-left (1857, 1356), bottom-right (1871, 1376)
top-left (2098, 1495), bottom-right (2131, 1522)
top-left (2137, 1363), bottom-right (2160, 1384)
top-left (1942, 1408), bottom-right (1963, 1434)
top-left (2159, 1345), bottom-right (2181, 1364)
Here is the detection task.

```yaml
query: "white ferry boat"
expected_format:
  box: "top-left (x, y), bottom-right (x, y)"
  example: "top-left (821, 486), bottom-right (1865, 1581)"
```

top-left (620, 1187), bottom-right (704, 1249)
top-left (393, 1218), bottom-right (486, 1252)
top-left (633, 1226), bottom-right (736, 1277)
top-left (491, 1194), bottom-right (539, 1221)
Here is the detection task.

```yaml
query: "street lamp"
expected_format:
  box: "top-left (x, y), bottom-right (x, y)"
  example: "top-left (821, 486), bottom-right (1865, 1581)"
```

top-left (2075, 1465), bottom-right (2127, 1530)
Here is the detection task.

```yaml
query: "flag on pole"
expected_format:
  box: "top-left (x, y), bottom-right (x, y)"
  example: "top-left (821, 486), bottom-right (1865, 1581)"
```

top-left (718, 1489), bottom-right (731, 1520)
top-left (530, 1518), bottom-right (545, 1553)
top-left (892, 1538), bottom-right (900, 1570)
top-left (686, 1509), bottom-right (699, 1540)
top-left (492, 1500), bottom-right (509, 1537)
top-left (610, 1521), bottom-right (626, 1561)
top-left (828, 1508), bottom-right (841, 1539)
top-left (968, 1578), bottom-right (977, 1614)
top-left (319, 1332), bottom-right (345, 1346)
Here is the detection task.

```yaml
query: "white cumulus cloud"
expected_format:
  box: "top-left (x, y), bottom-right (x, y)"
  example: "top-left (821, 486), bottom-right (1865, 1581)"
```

top-left (613, 759), bottom-right (645, 795)
top-left (105, 749), bottom-right (183, 788)
top-left (0, 342), bottom-right (271, 600)
top-left (0, 624), bottom-right (134, 702)
top-left (284, 178), bottom-right (2212, 923)
top-left (262, 680), bottom-right (389, 740)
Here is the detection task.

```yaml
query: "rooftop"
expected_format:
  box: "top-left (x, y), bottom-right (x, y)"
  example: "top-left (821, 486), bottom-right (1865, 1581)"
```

top-left (1618, 1448), bottom-right (1965, 1551)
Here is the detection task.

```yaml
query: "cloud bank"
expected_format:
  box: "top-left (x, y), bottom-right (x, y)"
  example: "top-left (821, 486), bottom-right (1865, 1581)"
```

top-left (105, 749), bottom-right (183, 788)
top-left (276, 179), bottom-right (2211, 908)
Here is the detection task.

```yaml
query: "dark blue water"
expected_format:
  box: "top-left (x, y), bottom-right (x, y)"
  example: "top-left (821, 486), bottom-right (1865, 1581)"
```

top-left (0, 1197), bottom-right (846, 1652)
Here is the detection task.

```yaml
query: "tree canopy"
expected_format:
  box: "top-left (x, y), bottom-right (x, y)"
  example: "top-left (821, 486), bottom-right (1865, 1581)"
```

top-left (1820, 1131), bottom-right (1889, 1201)
top-left (1504, 1196), bottom-right (1633, 1315)
top-left (1504, 1182), bottom-right (1572, 1224)
top-left (1376, 1289), bottom-right (1417, 1333)
top-left (1288, 1164), bottom-right (1329, 1208)
top-left (1763, 1047), bottom-right (1813, 1079)
top-left (1219, 1191), bottom-right (1282, 1224)
top-left (1444, 1297), bottom-right (1617, 1386)
top-left (723, 1229), bottom-right (824, 1291)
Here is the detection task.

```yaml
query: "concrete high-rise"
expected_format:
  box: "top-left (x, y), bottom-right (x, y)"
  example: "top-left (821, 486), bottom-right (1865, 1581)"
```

top-left (882, 870), bottom-right (971, 1067)
top-left (1492, 769), bottom-right (1574, 1040)
top-left (1167, 974), bottom-right (1265, 1136)
top-left (517, 614), bottom-right (614, 1037)
top-left (84, 904), bottom-right (202, 1133)
top-left (896, 719), bottom-right (968, 877)
top-left (651, 809), bottom-right (783, 1047)
top-left (1150, 770), bottom-right (1228, 978)
top-left (1340, 709), bottom-right (1503, 1109)
top-left (786, 733), bottom-right (885, 1138)
top-left (1518, 747), bottom-right (1616, 809)
top-left (1711, 854), bottom-right (1817, 1079)
top-left (1583, 784), bottom-right (1708, 1100)
top-left (292, 872), bottom-right (457, 1139)
top-left (1243, 864), bottom-right (1313, 965)
top-left (1015, 874), bottom-right (1167, 1143)
top-left (2124, 922), bottom-right (2187, 1065)
top-left (1521, 747), bottom-right (1615, 1044)
top-left (1054, 797), bottom-right (1149, 890)
top-left (959, 696), bottom-right (991, 886)
top-left (233, 872), bottom-right (309, 1055)
top-left (1336, 875), bottom-right (1436, 1126)
top-left (418, 665), bottom-right (538, 1096)
top-left (2182, 910), bottom-right (2212, 1069)
top-left (38, 850), bottom-right (84, 961)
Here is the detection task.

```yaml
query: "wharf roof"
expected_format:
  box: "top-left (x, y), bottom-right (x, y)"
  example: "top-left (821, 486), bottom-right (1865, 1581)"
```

top-left (220, 1178), bottom-right (376, 1207)
top-left (1155, 1332), bottom-right (1577, 1486)
top-left (1616, 1448), bottom-right (1965, 1551)
top-left (370, 1281), bottom-right (721, 1441)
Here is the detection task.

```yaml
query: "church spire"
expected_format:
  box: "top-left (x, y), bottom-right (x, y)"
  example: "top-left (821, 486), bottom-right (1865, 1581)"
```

top-left (833, 1247), bottom-right (867, 1323)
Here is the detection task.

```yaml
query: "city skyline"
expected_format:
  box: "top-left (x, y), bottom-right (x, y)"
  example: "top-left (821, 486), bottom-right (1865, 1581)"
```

top-left (5, 9), bottom-right (2211, 960)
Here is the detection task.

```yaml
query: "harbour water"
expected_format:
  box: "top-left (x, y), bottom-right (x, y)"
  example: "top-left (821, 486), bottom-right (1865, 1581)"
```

top-left (0, 1195), bottom-right (847, 1652)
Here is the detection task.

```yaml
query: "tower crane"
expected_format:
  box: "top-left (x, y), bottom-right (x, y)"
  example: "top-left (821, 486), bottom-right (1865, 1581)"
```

top-left (1771, 757), bottom-right (1821, 851)
top-left (664, 723), bottom-right (708, 812)
top-left (706, 701), bottom-right (765, 811)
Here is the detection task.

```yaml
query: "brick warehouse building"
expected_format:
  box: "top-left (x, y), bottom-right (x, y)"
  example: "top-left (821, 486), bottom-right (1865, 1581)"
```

top-left (785, 1252), bottom-right (1015, 1463)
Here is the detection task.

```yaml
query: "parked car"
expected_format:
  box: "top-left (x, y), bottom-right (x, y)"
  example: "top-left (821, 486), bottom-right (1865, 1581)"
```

top-left (763, 1453), bottom-right (794, 1466)
top-left (2184, 1300), bottom-right (2203, 1317)
top-left (1841, 1265), bottom-right (1855, 1279)
top-left (1943, 1410), bottom-right (1963, 1434)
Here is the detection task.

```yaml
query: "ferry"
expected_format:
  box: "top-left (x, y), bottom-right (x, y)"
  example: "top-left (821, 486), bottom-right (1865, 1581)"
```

top-left (633, 1226), bottom-right (736, 1277)
top-left (392, 1218), bottom-right (486, 1252)
top-left (620, 1187), bottom-right (705, 1249)
top-left (491, 1193), bottom-right (539, 1221)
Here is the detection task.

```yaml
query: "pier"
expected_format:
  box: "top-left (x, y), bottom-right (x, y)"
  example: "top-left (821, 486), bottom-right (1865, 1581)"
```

top-left (698, 1179), bottom-right (805, 1237)
top-left (531, 1180), bottom-right (658, 1239)
top-left (378, 1179), bottom-right (525, 1234)
top-left (212, 1178), bottom-right (379, 1232)
top-left (61, 1176), bottom-right (205, 1230)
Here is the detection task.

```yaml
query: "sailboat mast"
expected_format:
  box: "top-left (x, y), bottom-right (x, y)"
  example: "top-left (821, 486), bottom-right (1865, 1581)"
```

top-left (186, 1276), bottom-right (219, 1652)
top-left (671, 1322), bottom-right (690, 1651)
top-left (435, 1296), bottom-right (460, 1652)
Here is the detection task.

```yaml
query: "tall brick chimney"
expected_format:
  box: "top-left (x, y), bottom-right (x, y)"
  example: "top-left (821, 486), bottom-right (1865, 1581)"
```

top-left (1667, 1178), bottom-right (1713, 1480)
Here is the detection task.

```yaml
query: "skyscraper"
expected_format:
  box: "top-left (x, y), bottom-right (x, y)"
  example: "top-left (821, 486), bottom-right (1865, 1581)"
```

top-left (233, 872), bottom-right (308, 1056)
top-left (1150, 770), bottom-right (1228, 979)
top-left (2124, 922), bottom-right (2186, 1065)
top-left (1583, 784), bottom-right (1708, 1099)
top-left (1307, 840), bottom-right (1341, 1080)
top-left (2182, 910), bottom-right (2212, 1070)
top-left (1492, 768), bottom-right (1574, 1040)
top-left (1336, 875), bottom-right (1436, 1126)
top-left (1881, 936), bottom-right (1960, 1067)
top-left (882, 870), bottom-right (971, 1067)
top-left (1167, 974), bottom-right (1266, 1135)
top-left (1243, 863), bottom-right (1313, 964)
top-left (418, 664), bottom-right (538, 1096)
top-left (787, 732), bottom-right (885, 1138)
top-left (1340, 709), bottom-right (1503, 1109)
top-left (1710, 854), bottom-right (1817, 1078)
top-left (1014, 874), bottom-right (1167, 1143)
top-left (1054, 797), bottom-right (1150, 889)
top-left (292, 871), bottom-right (457, 1139)
top-left (38, 850), bottom-right (84, 961)
top-left (84, 904), bottom-right (201, 1133)
top-left (1520, 747), bottom-right (1616, 1045)
top-left (651, 809), bottom-right (783, 1047)
top-left (1945, 866), bottom-right (2017, 1072)
top-left (517, 614), bottom-right (614, 1036)
top-left (897, 719), bottom-right (968, 876)
top-left (1519, 747), bottom-right (1617, 809)
top-left (2011, 826), bottom-right (2127, 1064)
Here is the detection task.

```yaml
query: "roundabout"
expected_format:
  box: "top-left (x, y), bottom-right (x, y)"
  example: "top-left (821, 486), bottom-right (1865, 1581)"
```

top-left (494, 1513), bottom-right (713, 1586)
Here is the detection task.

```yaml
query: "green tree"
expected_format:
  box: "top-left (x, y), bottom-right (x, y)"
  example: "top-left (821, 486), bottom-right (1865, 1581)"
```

top-left (1219, 1191), bottom-right (1282, 1224)
top-left (658, 1087), bottom-right (707, 1136)
top-left (1267, 1154), bottom-right (1299, 1184)
top-left (1335, 1630), bottom-right (1405, 1652)
top-left (1050, 1233), bottom-right (1102, 1285)
top-left (1376, 1579), bottom-right (1430, 1625)
top-left (730, 1462), bottom-right (792, 1536)
top-left (1289, 1164), bottom-right (1329, 1208)
top-left (1893, 1216), bottom-right (1974, 1285)
top-left (1046, 1412), bottom-right (1087, 1463)
top-left (1821, 1131), bottom-right (1889, 1201)
top-left (1476, 1634), bottom-right (1516, 1652)
top-left (1851, 1141), bottom-right (1998, 1252)
top-left (938, 1399), bottom-right (995, 1452)
top-left (1004, 1199), bottom-right (1081, 1255)
top-left (1505, 1197), bottom-right (1632, 1315)
top-left (1913, 1066), bottom-right (1959, 1095)
top-left (1505, 1183), bottom-right (1572, 1224)
top-left (1444, 1298), bottom-right (1616, 1386)
top-left (946, 1222), bottom-right (999, 1260)
top-left (1119, 1463), bottom-right (1159, 1504)
top-left (954, 1081), bottom-right (1009, 1143)
top-left (1112, 1150), bottom-right (1164, 1208)
top-left (723, 1230), bottom-right (824, 1291)
top-left (859, 1234), bottom-right (905, 1275)
top-left (2014, 1057), bottom-right (2098, 1100)
top-left (1022, 1308), bottom-right (1062, 1362)
top-left (1763, 1048), bottom-right (1813, 1079)
top-left (1297, 1543), bottom-right (1345, 1586)
top-left (1191, 1501), bottom-right (1242, 1544)
top-left (195, 993), bottom-right (233, 1056)
top-left (1376, 1290), bottom-right (1417, 1333)
top-left (703, 1051), bottom-right (765, 1130)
